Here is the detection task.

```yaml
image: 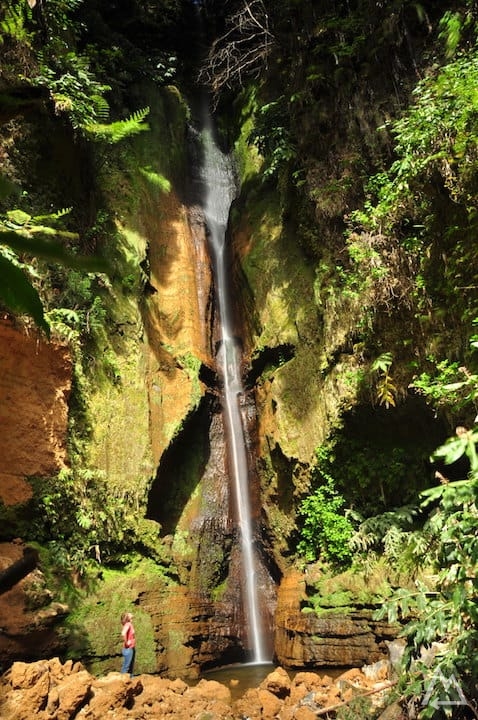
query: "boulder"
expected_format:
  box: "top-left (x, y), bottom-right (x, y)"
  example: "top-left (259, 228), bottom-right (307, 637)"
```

top-left (259, 666), bottom-right (291, 698)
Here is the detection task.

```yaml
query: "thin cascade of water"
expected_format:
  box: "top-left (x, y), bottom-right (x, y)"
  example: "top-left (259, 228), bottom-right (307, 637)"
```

top-left (200, 121), bottom-right (268, 664)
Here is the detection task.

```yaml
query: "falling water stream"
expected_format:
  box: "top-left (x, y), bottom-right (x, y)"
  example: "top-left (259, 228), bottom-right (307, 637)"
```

top-left (200, 117), bottom-right (268, 665)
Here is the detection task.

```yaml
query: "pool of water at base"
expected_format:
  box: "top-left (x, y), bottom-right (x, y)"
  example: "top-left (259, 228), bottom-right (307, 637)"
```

top-left (199, 663), bottom-right (348, 701)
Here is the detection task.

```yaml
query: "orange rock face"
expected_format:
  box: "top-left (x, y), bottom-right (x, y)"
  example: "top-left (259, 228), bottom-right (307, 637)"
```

top-left (0, 319), bottom-right (72, 506)
top-left (273, 572), bottom-right (397, 669)
top-left (142, 193), bottom-right (213, 466)
top-left (0, 322), bottom-right (71, 667)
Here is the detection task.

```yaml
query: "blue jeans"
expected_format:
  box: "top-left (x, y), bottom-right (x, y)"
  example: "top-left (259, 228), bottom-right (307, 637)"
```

top-left (120, 646), bottom-right (135, 676)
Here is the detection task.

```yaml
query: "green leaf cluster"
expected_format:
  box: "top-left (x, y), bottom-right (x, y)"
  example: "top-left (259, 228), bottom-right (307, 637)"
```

top-left (297, 456), bottom-right (354, 567)
top-left (0, 204), bottom-right (107, 334)
top-left (248, 95), bottom-right (296, 179)
top-left (0, 1), bottom-right (32, 44)
top-left (24, 467), bottom-right (163, 584)
top-left (352, 48), bottom-right (478, 235)
top-left (410, 339), bottom-right (478, 420)
top-left (371, 352), bottom-right (397, 409)
top-left (348, 40), bottom-right (478, 327)
top-left (34, 51), bottom-right (111, 130)
top-left (84, 108), bottom-right (150, 144)
top-left (351, 505), bottom-right (419, 563)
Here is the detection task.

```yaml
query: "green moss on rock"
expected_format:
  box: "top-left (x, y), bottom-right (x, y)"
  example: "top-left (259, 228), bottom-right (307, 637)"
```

top-left (65, 560), bottom-right (166, 675)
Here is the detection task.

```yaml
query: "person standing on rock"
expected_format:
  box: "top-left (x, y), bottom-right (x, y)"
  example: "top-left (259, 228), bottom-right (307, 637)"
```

top-left (120, 612), bottom-right (136, 676)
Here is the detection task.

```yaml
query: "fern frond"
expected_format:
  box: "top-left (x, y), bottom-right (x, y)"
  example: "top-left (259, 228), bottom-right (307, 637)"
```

top-left (139, 167), bottom-right (171, 193)
top-left (32, 207), bottom-right (72, 224)
top-left (84, 107), bottom-right (150, 144)
top-left (0, 3), bottom-right (32, 44)
top-left (91, 94), bottom-right (110, 121)
top-left (371, 351), bottom-right (393, 373)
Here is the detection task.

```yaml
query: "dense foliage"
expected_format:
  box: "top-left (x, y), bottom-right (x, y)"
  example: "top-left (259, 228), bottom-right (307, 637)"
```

top-left (261, 3), bottom-right (478, 714)
top-left (1, 0), bottom-right (478, 712)
top-left (0, 0), bottom-right (178, 330)
top-left (299, 348), bottom-right (478, 715)
top-left (378, 425), bottom-right (478, 716)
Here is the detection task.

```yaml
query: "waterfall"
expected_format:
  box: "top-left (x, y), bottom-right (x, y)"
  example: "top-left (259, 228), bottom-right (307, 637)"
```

top-left (200, 119), bottom-right (268, 665)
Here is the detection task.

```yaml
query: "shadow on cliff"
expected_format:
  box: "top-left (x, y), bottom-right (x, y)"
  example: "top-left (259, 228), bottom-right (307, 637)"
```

top-left (313, 396), bottom-right (457, 516)
top-left (146, 393), bottom-right (213, 535)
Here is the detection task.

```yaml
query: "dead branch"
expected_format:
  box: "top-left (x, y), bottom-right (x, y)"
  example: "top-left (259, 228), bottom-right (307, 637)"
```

top-left (198, 0), bottom-right (275, 105)
top-left (314, 680), bottom-right (397, 717)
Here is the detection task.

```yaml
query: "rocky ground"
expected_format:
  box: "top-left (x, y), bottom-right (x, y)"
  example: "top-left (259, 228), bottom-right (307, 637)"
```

top-left (0, 657), bottom-right (403, 720)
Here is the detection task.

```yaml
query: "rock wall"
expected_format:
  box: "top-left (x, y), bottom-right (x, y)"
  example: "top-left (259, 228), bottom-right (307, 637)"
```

top-left (0, 541), bottom-right (68, 670)
top-left (0, 319), bottom-right (71, 507)
top-left (0, 19), bottom-right (429, 676)
top-left (274, 573), bottom-right (397, 670)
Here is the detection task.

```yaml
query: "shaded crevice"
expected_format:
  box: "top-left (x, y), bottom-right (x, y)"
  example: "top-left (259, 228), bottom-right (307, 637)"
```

top-left (198, 360), bottom-right (218, 390)
top-left (318, 396), bottom-right (456, 516)
top-left (256, 524), bottom-right (282, 586)
top-left (246, 343), bottom-right (296, 389)
top-left (146, 393), bottom-right (215, 535)
top-left (271, 444), bottom-right (297, 516)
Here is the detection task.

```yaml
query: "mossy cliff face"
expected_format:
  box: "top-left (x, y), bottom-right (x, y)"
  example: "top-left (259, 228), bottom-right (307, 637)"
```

top-left (231, 182), bottom-right (366, 565)
top-left (86, 85), bottom-right (210, 488)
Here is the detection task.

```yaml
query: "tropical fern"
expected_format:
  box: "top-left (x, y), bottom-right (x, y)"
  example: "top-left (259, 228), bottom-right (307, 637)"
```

top-left (139, 166), bottom-right (171, 193)
top-left (84, 107), bottom-right (150, 144)
top-left (0, 2), bottom-right (32, 44)
top-left (45, 308), bottom-right (81, 342)
top-left (90, 93), bottom-right (110, 121)
top-left (32, 207), bottom-right (72, 225)
top-left (34, 52), bottom-right (112, 130)
top-left (0, 248), bottom-right (48, 334)
top-left (0, 212), bottom-right (107, 333)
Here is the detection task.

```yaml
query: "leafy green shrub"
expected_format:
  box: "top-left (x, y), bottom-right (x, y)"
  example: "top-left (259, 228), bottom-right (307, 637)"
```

top-left (297, 467), bottom-right (354, 567)
top-left (347, 38), bottom-right (478, 331)
top-left (351, 49), bottom-right (478, 237)
top-left (0, 1), bottom-right (32, 44)
top-left (26, 468), bottom-right (158, 584)
top-left (410, 349), bottom-right (478, 420)
top-left (34, 52), bottom-right (111, 130)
